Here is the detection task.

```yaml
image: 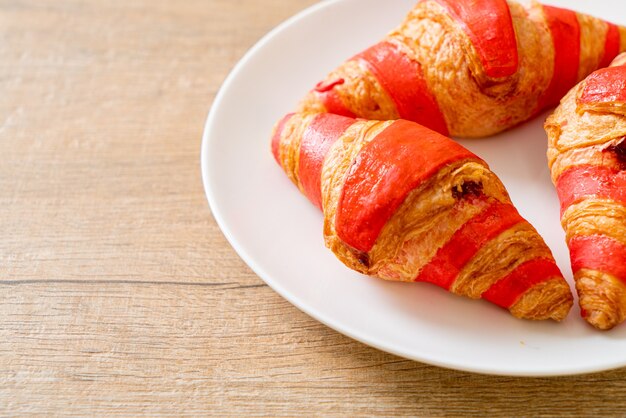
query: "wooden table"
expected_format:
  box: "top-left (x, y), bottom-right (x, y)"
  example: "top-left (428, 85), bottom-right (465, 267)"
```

top-left (1, 0), bottom-right (625, 415)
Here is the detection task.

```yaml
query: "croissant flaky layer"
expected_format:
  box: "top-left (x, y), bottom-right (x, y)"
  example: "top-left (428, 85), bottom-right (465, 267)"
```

top-left (298, 0), bottom-right (626, 138)
top-left (545, 53), bottom-right (626, 330)
top-left (272, 113), bottom-right (573, 321)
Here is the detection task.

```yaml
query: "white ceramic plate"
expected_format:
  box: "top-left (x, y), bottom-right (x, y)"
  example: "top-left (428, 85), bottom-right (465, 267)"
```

top-left (202, 0), bottom-right (626, 376)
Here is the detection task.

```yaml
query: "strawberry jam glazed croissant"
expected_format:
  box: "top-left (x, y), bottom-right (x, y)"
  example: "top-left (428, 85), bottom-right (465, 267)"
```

top-left (545, 53), bottom-right (626, 330)
top-left (272, 112), bottom-right (573, 320)
top-left (298, 0), bottom-right (626, 138)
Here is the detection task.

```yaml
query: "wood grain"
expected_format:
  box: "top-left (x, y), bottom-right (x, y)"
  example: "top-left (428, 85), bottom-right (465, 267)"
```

top-left (0, 0), bottom-right (625, 416)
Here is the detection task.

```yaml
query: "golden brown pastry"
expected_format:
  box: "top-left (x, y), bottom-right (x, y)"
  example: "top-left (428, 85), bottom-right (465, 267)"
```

top-left (273, 112), bottom-right (573, 320)
top-left (298, 0), bottom-right (626, 137)
top-left (545, 53), bottom-right (626, 330)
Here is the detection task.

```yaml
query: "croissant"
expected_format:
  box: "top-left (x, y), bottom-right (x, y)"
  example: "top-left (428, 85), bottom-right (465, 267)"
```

top-left (298, 0), bottom-right (626, 138)
top-left (272, 112), bottom-right (573, 320)
top-left (545, 53), bottom-right (626, 330)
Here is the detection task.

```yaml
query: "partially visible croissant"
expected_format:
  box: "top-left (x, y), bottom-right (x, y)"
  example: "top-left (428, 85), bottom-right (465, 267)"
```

top-left (272, 112), bottom-right (573, 320)
top-left (545, 53), bottom-right (626, 330)
top-left (298, 0), bottom-right (626, 137)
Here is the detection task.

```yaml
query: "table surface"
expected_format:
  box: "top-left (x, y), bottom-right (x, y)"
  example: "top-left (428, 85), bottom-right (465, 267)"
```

top-left (1, 0), bottom-right (625, 415)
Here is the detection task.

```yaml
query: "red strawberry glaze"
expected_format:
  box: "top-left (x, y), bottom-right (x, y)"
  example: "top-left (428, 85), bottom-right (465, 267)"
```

top-left (434, 0), bottom-right (518, 78)
top-left (536, 5), bottom-right (581, 110)
top-left (298, 114), bottom-right (355, 209)
top-left (335, 120), bottom-right (476, 253)
top-left (355, 41), bottom-right (448, 134)
top-left (556, 165), bottom-right (626, 215)
top-left (578, 66), bottom-right (626, 106)
top-left (414, 201), bottom-right (524, 290)
top-left (570, 235), bottom-right (626, 284)
top-left (482, 259), bottom-right (563, 308)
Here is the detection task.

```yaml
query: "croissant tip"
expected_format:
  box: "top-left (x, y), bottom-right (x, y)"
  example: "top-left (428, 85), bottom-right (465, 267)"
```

top-left (549, 300), bottom-right (574, 322)
top-left (582, 308), bottom-right (619, 330)
top-left (508, 279), bottom-right (574, 322)
top-left (546, 297), bottom-right (573, 322)
top-left (576, 271), bottom-right (626, 330)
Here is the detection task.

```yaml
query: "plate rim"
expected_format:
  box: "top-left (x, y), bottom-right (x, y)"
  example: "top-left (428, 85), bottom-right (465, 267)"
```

top-left (200, 0), bottom-right (626, 377)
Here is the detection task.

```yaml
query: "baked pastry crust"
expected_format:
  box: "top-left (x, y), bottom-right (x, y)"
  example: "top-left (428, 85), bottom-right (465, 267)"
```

top-left (298, 0), bottom-right (626, 138)
top-left (545, 53), bottom-right (626, 330)
top-left (273, 112), bottom-right (573, 321)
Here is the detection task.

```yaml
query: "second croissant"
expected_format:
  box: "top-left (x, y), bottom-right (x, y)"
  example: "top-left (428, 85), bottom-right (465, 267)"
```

top-left (298, 0), bottom-right (626, 137)
top-left (272, 112), bottom-right (573, 321)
